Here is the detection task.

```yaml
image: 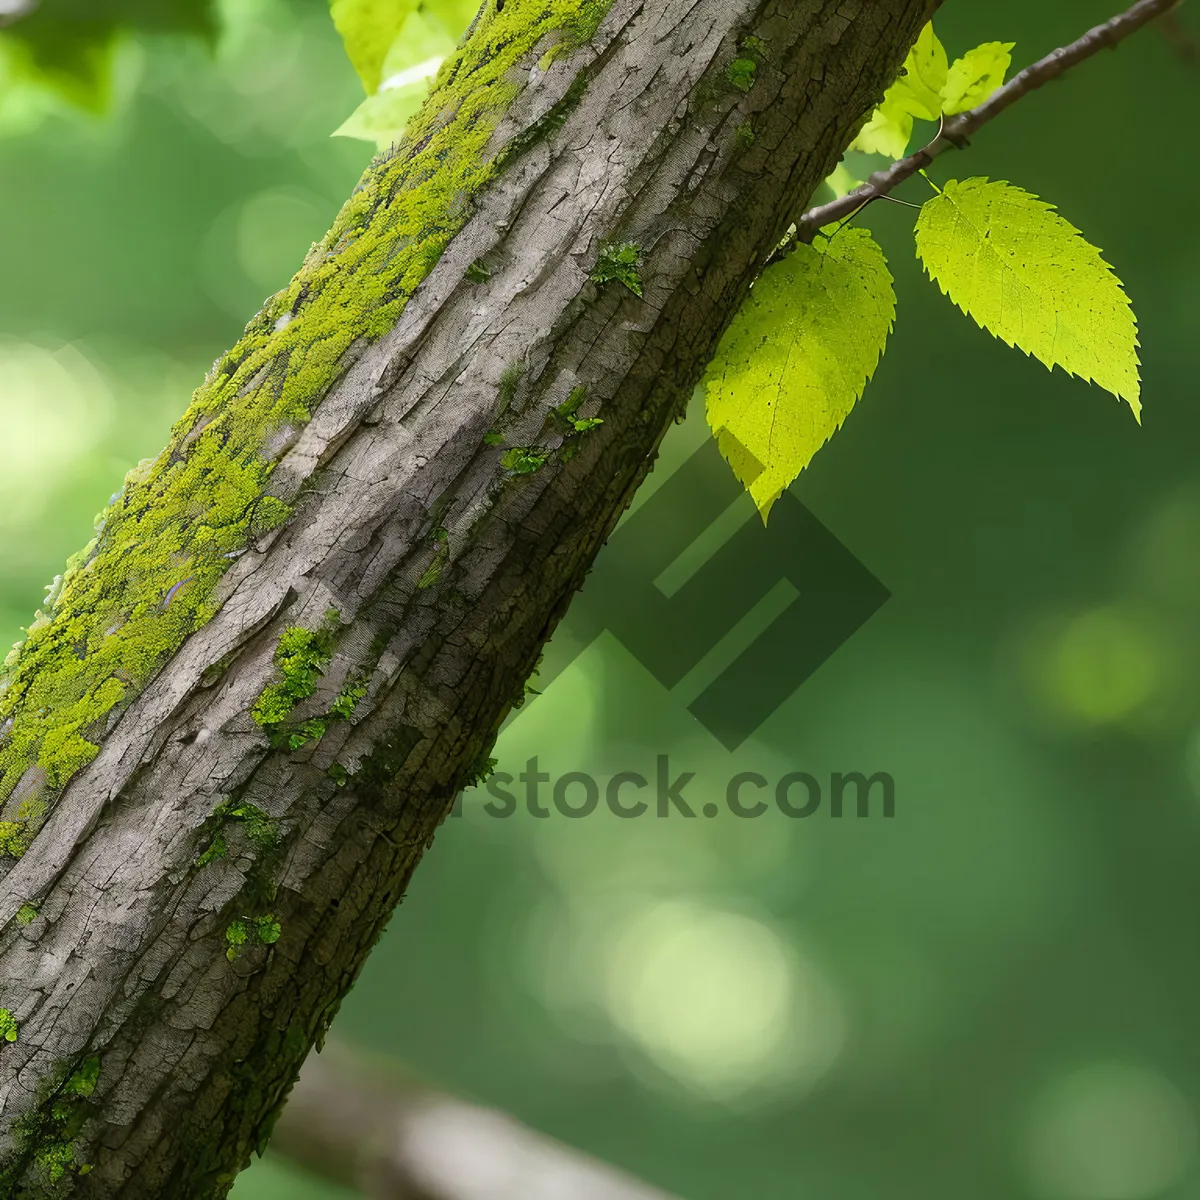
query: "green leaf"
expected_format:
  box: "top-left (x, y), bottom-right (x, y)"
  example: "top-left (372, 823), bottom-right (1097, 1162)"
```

top-left (850, 95), bottom-right (915, 160)
top-left (330, 0), bottom-right (418, 95)
top-left (850, 22), bottom-right (947, 159)
top-left (590, 241), bottom-right (644, 296)
top-left (941, 41), bottom-right (1015, 115)
top-left (823, 162), bottom-right (864, 201)
top-left (332, 6), bottom-right (456, 146)
top-left (376, 6), bottom-right (456, 85)
top-left (334, 86), bottom-right (429, 147)
top-left (915, 177), bottom-right (1141, 417)
top-left (705, 228), bottom-right (896, 521)
top-left (896, 22), bottom-right (949, 121)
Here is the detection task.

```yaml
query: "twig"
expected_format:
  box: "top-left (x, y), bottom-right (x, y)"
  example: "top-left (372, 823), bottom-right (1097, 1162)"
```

top-left (797, 0), bottom-right (1184, 242)
top-left (273, 1039), bottom-right (686, 1200)
top-left (0, 0), bottom-right (38, 27)
top-left (1158, 10), bottom-right (1200, 63)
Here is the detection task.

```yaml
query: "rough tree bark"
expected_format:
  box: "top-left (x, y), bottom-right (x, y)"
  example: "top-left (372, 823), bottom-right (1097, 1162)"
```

top-left (0, 1), bottom-right (936, 1195)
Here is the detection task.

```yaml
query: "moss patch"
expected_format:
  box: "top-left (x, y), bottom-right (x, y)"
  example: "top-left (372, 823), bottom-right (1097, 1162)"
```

top-left (498, 360), bottom-right (527, 410)
top-left (2, 1056), bottom-right (101, 1188)
top-left (500, 447), bottom-right (550, 475)
top-left (225, 914), bottom-right (281, 962)
top-left (195, 799), bottom-right (281, 870)
top-left (726, 57), bottom-right (757, 92)
top-left (251, 610), bottom-right (341, 730)
top-left (0, 0), bottom-right (614, 859)
top-left (590, 241), bottom-right (644, 296)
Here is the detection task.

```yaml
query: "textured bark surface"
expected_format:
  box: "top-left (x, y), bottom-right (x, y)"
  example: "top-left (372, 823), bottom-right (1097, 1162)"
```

top-left (0, 1), bottom-right (935, 1195)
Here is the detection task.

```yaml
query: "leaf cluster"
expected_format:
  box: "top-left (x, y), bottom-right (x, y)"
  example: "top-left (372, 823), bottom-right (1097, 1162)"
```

top-left (853, 23), bottom-right (1015, 160)
top-left (706, 23), bottom-right (1141, 521)
top-left (590, 242), bottom-right (644, 297)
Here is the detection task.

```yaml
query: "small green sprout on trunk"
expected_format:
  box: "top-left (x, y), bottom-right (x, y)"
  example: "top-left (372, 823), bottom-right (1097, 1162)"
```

top-left (590, 242), bottom-right (644, 297)
top-left (226, 914), bottom-right (282, 962)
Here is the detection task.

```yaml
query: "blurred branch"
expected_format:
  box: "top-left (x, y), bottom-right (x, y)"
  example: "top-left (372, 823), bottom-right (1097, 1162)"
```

top-left (1158, 10), bottom-right (1200, 63)
top-left (274, 1040), bottom-right (686, 1200)
top-left (0, 0), bottom-right (38, 28)
top-left (798, 0), bottom-right (1185, 241)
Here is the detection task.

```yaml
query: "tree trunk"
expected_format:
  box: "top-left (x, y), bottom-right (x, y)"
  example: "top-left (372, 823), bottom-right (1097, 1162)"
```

top-left (0, 1), bottom-right (935, 1194)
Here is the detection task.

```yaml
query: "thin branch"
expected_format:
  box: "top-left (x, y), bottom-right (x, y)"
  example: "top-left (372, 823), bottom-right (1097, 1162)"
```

top-left (1158, 10), bottom-right (1200, 63)
top-left (0, 0), bottom-right (38, 26)
top-left (273, 1040), bottom-right (686, 1200)
top-left (797, 0), bottom-right (1184, 242)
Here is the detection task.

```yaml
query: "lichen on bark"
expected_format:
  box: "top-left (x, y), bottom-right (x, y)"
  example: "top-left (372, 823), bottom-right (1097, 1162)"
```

top-left (0, 0), bottom-right (615, 862)
top-left (0, 1), bottom-right (937, 1193)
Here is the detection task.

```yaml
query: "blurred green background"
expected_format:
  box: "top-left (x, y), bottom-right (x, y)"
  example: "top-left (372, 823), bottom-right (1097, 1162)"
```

top-left (2, 2), bottom-right (1199, 1198)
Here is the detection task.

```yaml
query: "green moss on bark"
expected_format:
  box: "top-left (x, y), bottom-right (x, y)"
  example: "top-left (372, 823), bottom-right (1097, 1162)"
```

top-left (0, 0), bottom-right (613, 859)
top-left (0, 1056), bottom-right (100, 1191)
top-left (251, 612), bottom-right (341, 729)
top-left (590, 241), bottom-right (644, 296)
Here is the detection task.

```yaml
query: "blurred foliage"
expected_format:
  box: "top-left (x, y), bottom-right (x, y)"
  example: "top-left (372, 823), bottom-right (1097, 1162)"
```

top-left (0, 0), bottom-right (217, 110)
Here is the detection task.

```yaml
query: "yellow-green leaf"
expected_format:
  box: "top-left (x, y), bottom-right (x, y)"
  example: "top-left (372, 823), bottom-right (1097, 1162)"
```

top-left (334, 86), bottom-right (430, 148)
top-left (898, 22), bottom-right (949, 121)
top-left (823, 162), bottom-right (864, 201)
top-left (705, 228), bottom-right (896, 520)
top-left (941, 41), bottom-right (1015, 115)
top-left (851, 95), bottom-right (916, 160)
top-left (851, 22), bottom-right (947, 159)
top-left (330, 0), bottom-right (418, 95)
top-left (332, 8), bottom-right (455, 146)
top-left (915, 177), bottom-right (1141, 417)
top-left (376, 7), bottom-right (455, 87)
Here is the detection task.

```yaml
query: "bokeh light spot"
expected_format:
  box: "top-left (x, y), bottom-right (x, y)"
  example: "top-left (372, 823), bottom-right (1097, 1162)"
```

top-left (1022, 605), bottom-right (1168, 728)
top-left (1023, 1062), bottom-right (1197, 1200)
top-left (0, 338), bottom-right (113, 528)
top-left (602, 900), bottom-right (844, 1101)
top-left (236, 187), bottom-right (329, 294)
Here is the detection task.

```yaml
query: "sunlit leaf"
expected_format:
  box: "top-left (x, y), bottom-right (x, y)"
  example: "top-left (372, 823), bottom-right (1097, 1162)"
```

top-left (334, 84), bottom-right (427, 147)
top-left (850, 96), bottom-right (915, 160)
top-left (941, 41), bottom-right (1015, 115)
top-left (915, 177), bottom-right (1141, 417)
top-left (823, 162), bottom-right (864, 201)
top-left (851, 22), bottom-right (947, 159)
top-left (331, 6), bottom-right (455, 145)
top-left (896, 22), bottom-right (949, 121)
top-left (377, 5), bottom-right (454, 85)
top-left (330, 0), bottom-right (418, 95)
top-left (705, 228), bottom-right (896, 521)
